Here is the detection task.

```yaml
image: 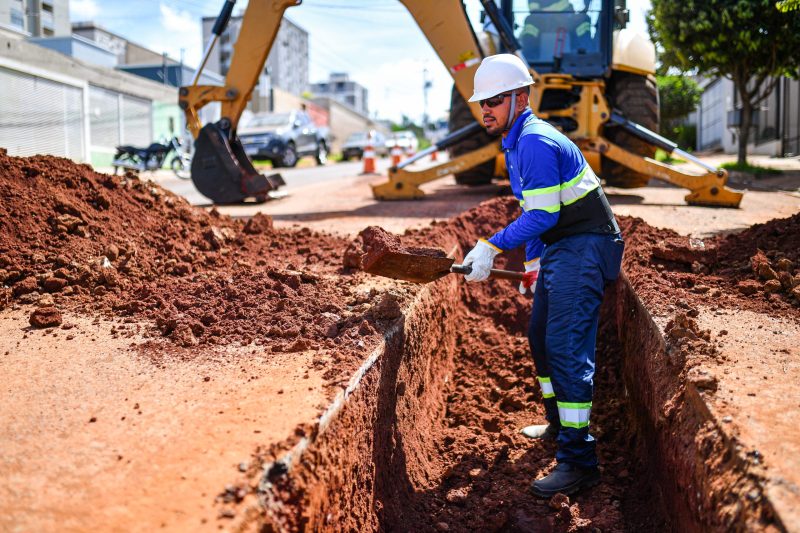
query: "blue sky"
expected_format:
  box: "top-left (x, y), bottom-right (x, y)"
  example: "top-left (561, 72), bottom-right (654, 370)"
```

top-left (70, 0), bottom-right (652, 123)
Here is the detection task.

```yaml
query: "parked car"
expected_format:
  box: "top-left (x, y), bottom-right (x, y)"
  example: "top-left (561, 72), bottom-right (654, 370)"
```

top-left (386, 130), bottom-right (420, 153)
top-left (341, 131), bottom-right (389, 160)
top-left (238, 110), bottom-right (330, 167)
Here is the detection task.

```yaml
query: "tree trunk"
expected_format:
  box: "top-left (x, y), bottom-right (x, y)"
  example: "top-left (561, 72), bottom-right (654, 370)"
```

top-left (735, 80), bottom-right (752, 166)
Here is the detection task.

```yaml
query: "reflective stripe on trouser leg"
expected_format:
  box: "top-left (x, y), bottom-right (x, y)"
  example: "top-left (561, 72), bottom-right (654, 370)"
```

top-left (538, 377), bottom-right (555, 398)
top-left (540, 233), bottom-right (613, 468)
top-left (528, 270), bottom-right (559, 425)
top-left (557, 401), bottom-right (591, 428)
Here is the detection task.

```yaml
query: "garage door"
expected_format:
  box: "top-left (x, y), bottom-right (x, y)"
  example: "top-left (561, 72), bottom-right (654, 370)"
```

top-left (0, 66), bottom-right (85, 160)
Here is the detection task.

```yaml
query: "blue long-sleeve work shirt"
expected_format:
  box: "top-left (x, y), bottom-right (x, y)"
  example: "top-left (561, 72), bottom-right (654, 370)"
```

top-left (487, 108), bottom-right (593, 263)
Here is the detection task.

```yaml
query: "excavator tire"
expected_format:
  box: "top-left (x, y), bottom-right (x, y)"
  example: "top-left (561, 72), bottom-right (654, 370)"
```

top-left (601, 72), bottom-right (660, 189)
top-left (448, 85), bottom-right (497, 186)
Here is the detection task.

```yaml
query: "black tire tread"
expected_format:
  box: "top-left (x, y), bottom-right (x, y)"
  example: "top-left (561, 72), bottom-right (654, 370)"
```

top-left (602, 72), bottom-right (660, 189)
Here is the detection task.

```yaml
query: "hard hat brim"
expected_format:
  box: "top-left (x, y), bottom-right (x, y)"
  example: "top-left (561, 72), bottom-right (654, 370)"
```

top-left (468, 80), bottom-right (534, 102)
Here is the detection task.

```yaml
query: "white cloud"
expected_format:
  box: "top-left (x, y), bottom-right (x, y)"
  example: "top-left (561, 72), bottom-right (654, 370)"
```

top-left (70, 0), bottom-right (99, 21)
top-left (357, 58), bottom-right (453, 124)
top-left (147, 2), bottom-right (203, 66)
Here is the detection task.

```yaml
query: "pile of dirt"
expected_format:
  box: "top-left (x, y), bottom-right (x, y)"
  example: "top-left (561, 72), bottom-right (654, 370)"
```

top-left (0, 152), bottom-right (406, 382)
top-left (619, 214), bottom-right (800, 320)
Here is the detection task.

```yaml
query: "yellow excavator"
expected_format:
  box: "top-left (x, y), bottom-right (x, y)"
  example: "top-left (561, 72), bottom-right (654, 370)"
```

top-left (180, 0), bottom-right (742, 207)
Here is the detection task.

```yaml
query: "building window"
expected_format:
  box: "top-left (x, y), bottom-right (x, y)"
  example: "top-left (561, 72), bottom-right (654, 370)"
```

top-left (10, 8), bottom-right (24, 28)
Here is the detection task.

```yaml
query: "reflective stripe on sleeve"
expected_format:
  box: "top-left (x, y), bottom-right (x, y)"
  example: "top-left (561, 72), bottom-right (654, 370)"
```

top-left (537, 376), bottom-right (555, 398)
top-left (517, 164), bottom-right (599, 212)
top-left (557, 401), bottom-right (591, 428)
top-left (522, 185), bottom-right (561, 213)
top-left (560, 165), bottom-right (600, 206)
top-left (576, 21), bottom-right (592, 36)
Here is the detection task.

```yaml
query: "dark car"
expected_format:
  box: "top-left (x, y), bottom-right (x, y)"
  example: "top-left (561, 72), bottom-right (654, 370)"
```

top-left (239, 110), bottom-right (330, 168)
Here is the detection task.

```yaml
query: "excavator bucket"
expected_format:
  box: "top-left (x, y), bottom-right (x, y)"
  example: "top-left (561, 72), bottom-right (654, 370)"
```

top-left (191, 122), bottom-right (285, 204)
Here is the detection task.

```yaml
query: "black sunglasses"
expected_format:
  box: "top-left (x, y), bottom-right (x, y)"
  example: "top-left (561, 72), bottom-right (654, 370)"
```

top-left (479, 92), bottom-right (512, 108)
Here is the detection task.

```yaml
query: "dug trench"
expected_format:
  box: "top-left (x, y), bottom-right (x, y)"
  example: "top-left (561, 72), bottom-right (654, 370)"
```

top-left (2, 153), bottom-right (797, 531)
top-left (253, 208), bottom-right (799, 530)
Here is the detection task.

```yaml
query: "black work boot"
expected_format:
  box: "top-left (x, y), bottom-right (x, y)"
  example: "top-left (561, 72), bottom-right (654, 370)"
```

top-left (520, 423), bottom-right (559, 440)
top-left (530, 462), bottom-right (600, 497)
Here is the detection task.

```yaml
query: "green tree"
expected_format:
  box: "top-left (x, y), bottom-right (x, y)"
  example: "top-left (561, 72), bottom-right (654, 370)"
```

top-left (649, 0), bottom-right (800, 164)
top-left (658, 75), bottom-right (702, 148)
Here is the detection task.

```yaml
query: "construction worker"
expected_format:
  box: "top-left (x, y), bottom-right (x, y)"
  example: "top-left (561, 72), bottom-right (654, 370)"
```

top-left (519, 0), bottom-right (594, 62)
top-left (461, 54), bottom-right (624, 497)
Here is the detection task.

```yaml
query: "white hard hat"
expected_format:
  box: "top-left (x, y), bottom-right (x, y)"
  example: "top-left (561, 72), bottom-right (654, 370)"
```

top-left (468, 54), bottom-right (534, 102)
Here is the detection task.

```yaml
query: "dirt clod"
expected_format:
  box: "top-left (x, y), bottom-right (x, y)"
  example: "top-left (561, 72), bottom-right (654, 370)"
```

top-left (29, 306), bottom-right (62, 328)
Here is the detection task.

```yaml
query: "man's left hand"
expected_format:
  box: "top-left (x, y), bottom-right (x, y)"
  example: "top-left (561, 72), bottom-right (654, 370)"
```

top-left (462, 239), bottom-right (501, 282)
top-left (519, 258), bottom-right (540, 295)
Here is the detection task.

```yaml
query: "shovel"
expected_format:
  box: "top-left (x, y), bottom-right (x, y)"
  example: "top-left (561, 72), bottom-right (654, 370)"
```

top-left (363, 249), bottom-right (524, 284)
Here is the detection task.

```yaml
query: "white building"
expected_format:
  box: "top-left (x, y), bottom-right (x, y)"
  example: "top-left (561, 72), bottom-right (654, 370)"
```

top-left (0, 0), bottom-right (70, 37)
top-left (697, 74), bottom-right (800, 157)
top-left (310, 72), bottom-right (369, 116)
top-left (201, 15), bottom-right (309, 112)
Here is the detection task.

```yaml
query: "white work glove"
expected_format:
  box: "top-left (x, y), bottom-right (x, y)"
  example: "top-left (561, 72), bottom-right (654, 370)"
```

top-left (462, 239), bottom-right (501, 282)
top-left (519, 258), bottom-right (540, 295)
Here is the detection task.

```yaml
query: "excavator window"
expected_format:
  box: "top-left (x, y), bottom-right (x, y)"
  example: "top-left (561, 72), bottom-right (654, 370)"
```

top-left (505, 0), bottom-right (609, 77)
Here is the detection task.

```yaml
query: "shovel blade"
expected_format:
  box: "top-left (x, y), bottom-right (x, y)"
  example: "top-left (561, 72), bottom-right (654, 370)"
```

top-left (363, 249), bottom-right (455, 283)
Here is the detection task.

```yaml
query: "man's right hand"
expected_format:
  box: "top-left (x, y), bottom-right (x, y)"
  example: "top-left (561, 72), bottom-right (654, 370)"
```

top-left (462, 239), bottom-right (501, 282)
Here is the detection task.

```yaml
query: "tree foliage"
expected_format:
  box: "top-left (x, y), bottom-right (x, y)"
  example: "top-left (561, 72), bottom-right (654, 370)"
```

top-left (658, 76), bottom-right (702, 148)
top-left (658, 76), bottom-right (702, 125)
top-left (649, 0), bottom-right (800, 163)
top-left (776, 0), bottom-right (800, 11)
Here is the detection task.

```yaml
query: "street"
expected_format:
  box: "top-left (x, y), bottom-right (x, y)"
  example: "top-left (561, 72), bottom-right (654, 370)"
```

top-left (147, 157), bottom-right (398, 207)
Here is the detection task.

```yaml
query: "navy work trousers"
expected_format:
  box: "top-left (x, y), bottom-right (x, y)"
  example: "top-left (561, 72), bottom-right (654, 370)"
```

top-left (528, 232), bottom-right (624, 468)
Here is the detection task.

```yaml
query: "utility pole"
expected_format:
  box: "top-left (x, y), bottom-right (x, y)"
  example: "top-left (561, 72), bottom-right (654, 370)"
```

top-left (422, 67), bottom-right (432, 130)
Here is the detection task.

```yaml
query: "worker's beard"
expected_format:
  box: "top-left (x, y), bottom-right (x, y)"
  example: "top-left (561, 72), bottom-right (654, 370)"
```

top-left (482, 114), bottom-right (505, 136)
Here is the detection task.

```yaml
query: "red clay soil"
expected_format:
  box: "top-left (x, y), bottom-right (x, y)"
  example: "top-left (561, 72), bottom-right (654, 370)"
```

top-left (344, 225), bottom-right (448, 272)
top-left (619, 214), bottom-right (800, 321)
top-left (0, 151), bottom-right (399, 386)
top-left (4, 149), bottom-right (793, 530)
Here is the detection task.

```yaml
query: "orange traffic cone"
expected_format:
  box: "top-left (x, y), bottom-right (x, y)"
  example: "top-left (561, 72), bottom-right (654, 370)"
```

top-left (361, 131), bottom-right (377, 174)
top-left (391, 145), bottom-right (403, 167)
top-left (405, 145), bottom-right (415, 158)
top-left (430, 149), bottom-right (438, 162)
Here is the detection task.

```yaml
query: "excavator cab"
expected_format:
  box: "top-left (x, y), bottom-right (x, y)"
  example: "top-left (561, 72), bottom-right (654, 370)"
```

top-left (510, 0), bottom-right (610, 77)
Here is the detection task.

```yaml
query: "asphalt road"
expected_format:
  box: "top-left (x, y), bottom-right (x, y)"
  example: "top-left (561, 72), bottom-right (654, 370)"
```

top-left (148, 156), bottom-right (396, 206)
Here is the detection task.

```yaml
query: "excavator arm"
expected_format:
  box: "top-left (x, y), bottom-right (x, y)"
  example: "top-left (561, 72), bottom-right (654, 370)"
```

top-left (179, 0), bottom-right (298, 203)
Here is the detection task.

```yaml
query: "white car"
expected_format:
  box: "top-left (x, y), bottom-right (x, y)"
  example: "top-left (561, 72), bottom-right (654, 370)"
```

top-left (341, 131), bottom-right (389, 160)
top-left (386, 130), bottom-right (419, 153)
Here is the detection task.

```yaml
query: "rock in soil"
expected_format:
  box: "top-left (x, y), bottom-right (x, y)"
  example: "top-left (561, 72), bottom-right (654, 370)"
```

top-left (29, 306), bottom-right (62, 328)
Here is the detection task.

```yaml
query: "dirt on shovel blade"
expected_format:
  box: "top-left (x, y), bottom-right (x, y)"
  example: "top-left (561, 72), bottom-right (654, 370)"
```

top-left (346, 225), bottom-right (452, 282)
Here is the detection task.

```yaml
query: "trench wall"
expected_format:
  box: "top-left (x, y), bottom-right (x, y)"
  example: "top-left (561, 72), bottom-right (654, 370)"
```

top-left (257, 273), bottom-right (460, 531)
top-left (610, 274), bottom-right (776, 531)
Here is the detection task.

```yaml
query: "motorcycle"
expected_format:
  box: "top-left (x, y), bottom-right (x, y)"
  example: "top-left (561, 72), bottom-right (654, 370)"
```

top-left (112, 137), bottom-right (192, 179)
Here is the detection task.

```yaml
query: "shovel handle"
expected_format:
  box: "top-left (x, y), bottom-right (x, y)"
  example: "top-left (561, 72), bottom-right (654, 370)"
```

top-left (451, 264), bottom-right (524, 281)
